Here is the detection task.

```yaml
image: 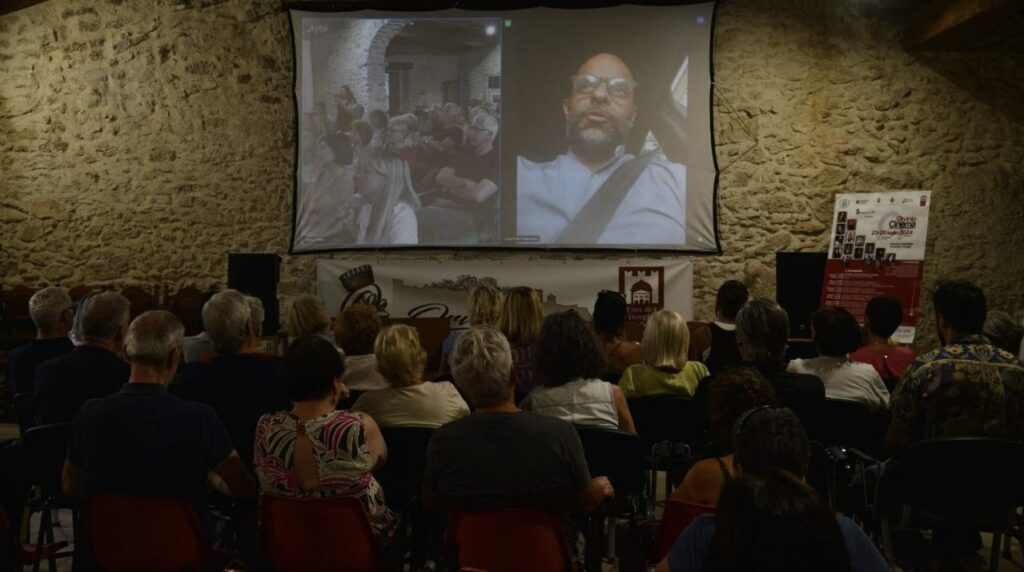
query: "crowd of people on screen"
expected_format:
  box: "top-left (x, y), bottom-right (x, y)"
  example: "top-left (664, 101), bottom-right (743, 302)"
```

top-left (2, 275), bottom-right (1024, 570)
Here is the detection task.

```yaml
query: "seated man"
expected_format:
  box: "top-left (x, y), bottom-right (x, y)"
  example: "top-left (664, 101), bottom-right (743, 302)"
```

top-left (734, 299), bottom-right (825, 439)
top-left (176, 290), bottom-right (290, 467)
top-left (8, 286), bottom-right (74, 395)
top-left (423, 325), bottom-right (613, 512)
top-left (62, 311), bottom-right (257, 530)
top-left (33, 291), bottom-right (131, 423)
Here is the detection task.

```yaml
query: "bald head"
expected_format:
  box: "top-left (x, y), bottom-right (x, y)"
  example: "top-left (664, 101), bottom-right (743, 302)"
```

top-left (564, 52), bottom-right (637, 166)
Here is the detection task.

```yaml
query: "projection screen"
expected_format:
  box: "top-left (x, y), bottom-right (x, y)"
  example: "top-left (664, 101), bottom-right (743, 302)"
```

top-left (290, 4), bottom-right (718, 252)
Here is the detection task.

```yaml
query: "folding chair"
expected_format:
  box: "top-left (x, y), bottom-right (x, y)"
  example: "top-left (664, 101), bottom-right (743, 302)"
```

top-left (260, 494), bottom-right (380, 572)
top-left (21, 422), bottom-right (75, 572)
top-left (447, 509), bottom-right (571, 572)
top-left (376, 426), bottom-right (439, 568)
top-left (0, 504), bottom-right (67, 572)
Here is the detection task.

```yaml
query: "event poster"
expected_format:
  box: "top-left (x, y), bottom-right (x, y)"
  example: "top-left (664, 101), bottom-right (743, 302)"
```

top-left (822, 191), bottom-right (932, 343)
top-left (316, 258), bottom-right (693, 334)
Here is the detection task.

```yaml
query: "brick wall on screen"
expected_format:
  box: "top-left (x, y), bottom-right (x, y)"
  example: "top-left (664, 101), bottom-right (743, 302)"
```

top-left (0, 0), bottom-right (1021, 350)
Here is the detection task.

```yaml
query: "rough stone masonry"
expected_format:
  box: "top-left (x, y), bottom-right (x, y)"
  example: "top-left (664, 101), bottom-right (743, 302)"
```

top-left (0, 0), bottom-right (1022, 350)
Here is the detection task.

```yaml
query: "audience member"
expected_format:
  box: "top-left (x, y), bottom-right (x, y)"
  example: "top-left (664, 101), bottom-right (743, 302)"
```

top-left (254, 336), bottom-right (395, 543)
top-left (620, 310), bottom-right (710, 398)
top-left (182, 291), bottom-right (217, 364)
top-left (423, 326), bottom-right (614, 512)
top-left (177, 289), bottom-right (290, 467)
top-left (33, 291), bottom-right (131, 423)
top-left (702, 280), bottom-right (749, 374)
top-left (788, 306), bottom-right (889, 409)
top-left (849, 296), bottom-right (915, 389)
top-left (8, 286), bottom-right (74, 395)
top-left (355, 151), bottom-right (421, 245)
top-left (983, 310), bottom-right (1024, 356)
top-left (441, 282), bottom-right (502, 365)
top-left (672, 367), bottom-right (777, 505)
top-left (593, 290), bottom-right (644, 375)
top-left (62, 311), bottom-right (257, 534)
top-left (285, 294), bottom-right (334, 341)
top-left (334, 304), bottom-right (388, 391)
top-left (352, 325), bottom-right (469, 427)
top-left (887, 280), bottom-right (1024, 457)
top-left (734, 298), bottom-right (825, 438)
top-left (659, 407), bottom-right (886, 572)
top-left (497, 286), bottom-right (543, 396)
top-left (524, 310), bottom-right (636, 433)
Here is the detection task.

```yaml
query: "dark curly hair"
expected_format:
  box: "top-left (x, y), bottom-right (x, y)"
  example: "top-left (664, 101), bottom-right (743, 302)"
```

top-left (282, 335), bottom-right (345, 402)
top-left (593, 290), bottom-right (627, 338)
top-left (734, 407), bottom-right (811, 478)
top-left (708, 366), bottom-right (778, 453)
top-left (334, 304), bottom-right (381, 356)
top-left (534, 310), bottom-right (607, 387)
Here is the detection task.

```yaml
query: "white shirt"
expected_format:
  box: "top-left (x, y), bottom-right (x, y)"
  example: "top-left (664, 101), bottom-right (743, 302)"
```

top-left (788, 356), bottom-right (890, 409)
top-left (351, 381), bottom-right (469, 428)
top-left (527, 377), bottom-right (619, 430)
top-left (516, 147), bottom-right (686, 245)
top-left (340, 354), bottom-right (389, 391)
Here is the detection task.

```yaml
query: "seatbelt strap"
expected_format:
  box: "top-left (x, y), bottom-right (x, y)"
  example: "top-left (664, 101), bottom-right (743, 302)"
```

top-left (555, 151), bottom-right (658, 244)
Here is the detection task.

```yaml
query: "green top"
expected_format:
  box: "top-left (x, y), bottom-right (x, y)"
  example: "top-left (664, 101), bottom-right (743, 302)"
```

top-left (619, 361), bottom-right (711, 398)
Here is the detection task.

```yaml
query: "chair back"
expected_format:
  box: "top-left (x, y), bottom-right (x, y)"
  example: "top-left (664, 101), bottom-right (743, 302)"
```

top-left (260, 494), bottom-right (380, 572)
top-left (627, 396), bottom-right (701, 449)
top-left (575, 426), bottom-right (646, 498)
top-left (85, 495), bottom-right (210, 572)
top-left (13, 392), bottom-right (35, 436)
top-left (650, 500), bottom-right (716, 563)
top-left (376, 426), bottom-right (435, 510)
top-left (818, 398), bottom-right (889, 457)
top-left (21, 422), bottom-right (72, 498)
top-left (893, 437), bottom-right (1024, 518)
top-left (450, 509), bottom-right (570, 572)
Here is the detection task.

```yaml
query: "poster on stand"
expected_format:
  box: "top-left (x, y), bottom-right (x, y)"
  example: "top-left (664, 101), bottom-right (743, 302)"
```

top-left (822, 191), bottom-right (932, 343)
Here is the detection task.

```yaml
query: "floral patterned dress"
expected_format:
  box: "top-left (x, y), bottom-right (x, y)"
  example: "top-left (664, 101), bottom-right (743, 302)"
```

top-left (254, 410), bottom-right (395, 542)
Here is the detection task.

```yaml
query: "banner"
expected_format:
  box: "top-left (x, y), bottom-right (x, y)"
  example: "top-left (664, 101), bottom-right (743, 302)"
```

top-left (822, 191), bottom-right (932, 343)
top-left (316, 258), bottom-right (693, 333)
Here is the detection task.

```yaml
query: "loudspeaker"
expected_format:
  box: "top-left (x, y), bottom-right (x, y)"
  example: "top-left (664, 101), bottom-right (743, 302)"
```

top-left (775, 252), bottom-right (827, 339)
top-left (228, 253), bottom-right (281, 335)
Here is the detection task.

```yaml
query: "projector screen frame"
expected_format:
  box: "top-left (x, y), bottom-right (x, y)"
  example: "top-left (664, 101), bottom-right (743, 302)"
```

top-left (285, 2), bottom-right (722, 256)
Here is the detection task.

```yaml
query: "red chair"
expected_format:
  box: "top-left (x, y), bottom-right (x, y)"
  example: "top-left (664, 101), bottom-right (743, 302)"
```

top-left (0, 505), bottom-right (68, 572)
top-left (85, 495), bottom-right (214, 572)
top-left (649, 500), bottom-right (716, 564)
top-left (260, 494), bottom-right (380, 572)
top-left (448, 509), bottom-right (571, 572)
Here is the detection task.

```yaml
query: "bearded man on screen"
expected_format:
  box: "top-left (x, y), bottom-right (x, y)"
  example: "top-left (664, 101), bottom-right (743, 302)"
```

top-left (517, 52), bottom-right (686, 245)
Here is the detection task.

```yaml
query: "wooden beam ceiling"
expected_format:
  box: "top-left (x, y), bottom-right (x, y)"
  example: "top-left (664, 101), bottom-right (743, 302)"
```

top-left (904, 0), bottom-right (1024, 48)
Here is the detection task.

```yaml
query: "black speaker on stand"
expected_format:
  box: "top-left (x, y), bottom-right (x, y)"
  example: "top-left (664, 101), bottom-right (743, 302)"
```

top-left (776, 252), bottom-right (827, 360)
top-left (228, 253), bottom-right (281, 335)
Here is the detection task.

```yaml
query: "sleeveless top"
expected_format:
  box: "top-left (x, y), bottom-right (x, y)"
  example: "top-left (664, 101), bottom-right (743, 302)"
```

top-left (528, 378), bottom-right (619, 430)
top-left (705, 323), bottom-right (742, 375)
top-left (254, 410), bottom-right (395, 542)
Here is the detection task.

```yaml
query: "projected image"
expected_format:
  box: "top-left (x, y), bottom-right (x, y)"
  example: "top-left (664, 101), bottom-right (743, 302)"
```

top-left (292, 17), bottom-right (502, 250)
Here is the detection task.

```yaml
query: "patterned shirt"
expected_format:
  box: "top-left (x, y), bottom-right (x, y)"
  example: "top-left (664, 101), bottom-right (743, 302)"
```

top-left (889, 335), bottom-right (1024, 451)
top-left (254, 410), bottom-right (395, 542)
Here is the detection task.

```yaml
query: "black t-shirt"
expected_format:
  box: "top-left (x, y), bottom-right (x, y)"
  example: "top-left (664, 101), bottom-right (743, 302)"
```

top-left (33, 345), bottom-right (130, 423)
top-left (8, 337), bottom-right (73, 395)
top-left (175, 353), bottom-right (290, 467)
top-left (705, 324), bottom-right (742, 376)
top-left (424, 411), bottom-right (591, 510)
top-left (452, 146), bottom-right (498, 188)
top-left (755, 362), bottom-right (826, 440)
top-left (69, 383), bottom-right (234, 517)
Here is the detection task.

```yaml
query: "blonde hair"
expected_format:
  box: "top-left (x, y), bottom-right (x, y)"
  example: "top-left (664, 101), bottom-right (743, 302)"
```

top-left (498, 286), bottom-right (543, 346)
top-left (468, 283), bottom-right (502, 326)
top-left (374, 324), bottom-right (427, 387)
top-left (642, 310), bottom-right (690, 370)
top-left (286, 295), bottom-right (331, 339)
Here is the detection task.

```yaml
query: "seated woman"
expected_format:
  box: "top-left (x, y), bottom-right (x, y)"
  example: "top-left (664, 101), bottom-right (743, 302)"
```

top-left (334, 304), bottom-right (388, 391)
top-left (671, 367), bottom-right (777, 505)
top-left (352, 325), bottom-right (469, 428)
top-left (498, 286), bottom-right (543, 398)
top-left (355, 151), bottom-right (420, 245)
top-left (788, 306), bottom-right (890, 409)
top-left (440, 283), bottom-right (502, 374)
top-left (254, 336), bottom-right (395, 543)
top-left (849, 296), bottom-right (915, 390)
top-left (593, 290), bottom-right (644, 378)
top-left (522, 310), bottom-right (636, 433)
top-left (285, 295), bottom-right (335, 343)
top-left (619, 310), bottom-right (711, 398)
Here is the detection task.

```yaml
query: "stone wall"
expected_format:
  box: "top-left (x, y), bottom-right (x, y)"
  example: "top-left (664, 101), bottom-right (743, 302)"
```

top-left (1, 0), bottom-right (1022, 351)
top-left (388, 54), bottom-right (458, 110)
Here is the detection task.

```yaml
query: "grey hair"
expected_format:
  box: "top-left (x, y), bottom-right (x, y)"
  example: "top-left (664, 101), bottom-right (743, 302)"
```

top-left (467, 283), bottom-right (502, 327)
top-left (29, 286), bottom-right (72, 333)
top-left (286, 295), bottom-right (330, 338)
top-left (125, 310), bottom-right (185, 366)
top-left (246, 296), bottom-right (265, 338)
top-left (984, 311), bottom-right (1024, 355)
top-left (79, 291), bottom-right (131, 342)
top-left (450, 326), bottom-right (513, 408)
top-left (202, 289), bottom-right (252, 355)
top-left (735, 298), bottom-right (790, 365)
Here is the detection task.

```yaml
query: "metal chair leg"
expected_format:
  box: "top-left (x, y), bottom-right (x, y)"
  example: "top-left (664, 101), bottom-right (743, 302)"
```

top-left (880, 517), bottom-right (895, 568)
top-left (990, 533), bottom-right (1002, 572)
top-left (44, 508), bottom-right (57, 572)
top-left (32, 501), bottom-right (50, 572)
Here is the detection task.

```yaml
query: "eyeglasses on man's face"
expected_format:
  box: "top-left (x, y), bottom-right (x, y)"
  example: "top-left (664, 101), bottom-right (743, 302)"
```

top-left (570, 74), bottom-right (637, 100)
